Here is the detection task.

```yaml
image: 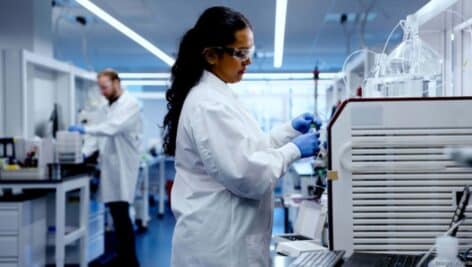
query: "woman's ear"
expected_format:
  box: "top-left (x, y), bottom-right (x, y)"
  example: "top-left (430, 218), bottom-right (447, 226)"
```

top-left (203, 48), bottom-right (218, 65)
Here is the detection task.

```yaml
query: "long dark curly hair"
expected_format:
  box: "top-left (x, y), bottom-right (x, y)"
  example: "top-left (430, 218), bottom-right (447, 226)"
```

top-left (162, 6), bottom-right (251, 156)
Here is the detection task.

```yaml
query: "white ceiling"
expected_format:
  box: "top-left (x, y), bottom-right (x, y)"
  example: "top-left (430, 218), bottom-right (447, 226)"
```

top-left (52, 0), bottom-right (429, 73)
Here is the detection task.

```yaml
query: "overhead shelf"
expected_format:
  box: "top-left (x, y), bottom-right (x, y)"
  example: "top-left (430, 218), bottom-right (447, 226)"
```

top-left (1, 49), bottom-right (96, 138)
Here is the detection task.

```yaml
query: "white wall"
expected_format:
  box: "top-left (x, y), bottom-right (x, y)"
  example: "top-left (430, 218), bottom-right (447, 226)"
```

top-left (0, 0), bottom-right (52, 56)
top-left (32, 67), bottom-right (59, 137)
top-left (4, 50), bottom-right (24, 137)
top-left (33, 0), bottom-right (53, 57)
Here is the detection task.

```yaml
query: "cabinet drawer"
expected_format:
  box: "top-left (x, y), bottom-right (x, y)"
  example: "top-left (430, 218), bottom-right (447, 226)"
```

top-left (87, 235), bottom-right (104, 262)
top-left (0, 236), bottom-right (18, 257)
top-left (0, 209), bottom-right (18, 232)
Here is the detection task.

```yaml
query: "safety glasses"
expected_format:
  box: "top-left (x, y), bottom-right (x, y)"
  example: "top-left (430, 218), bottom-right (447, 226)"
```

top-left (211, 46), bottom-right (255, 61)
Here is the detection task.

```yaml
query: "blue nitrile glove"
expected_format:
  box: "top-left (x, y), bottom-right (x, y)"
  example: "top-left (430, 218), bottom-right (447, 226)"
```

top-left (291, 132), bottom-right (320, 158)
top-left (292, 113), bottom-right (314, 134)
top-left (312, 118), bottom-right (322, 131)
top-left (68, 125), bottom-right (85, 135)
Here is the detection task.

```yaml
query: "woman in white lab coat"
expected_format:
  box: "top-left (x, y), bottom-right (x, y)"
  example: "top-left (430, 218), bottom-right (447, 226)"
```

top-left (163, 6), bottom-right (320, 267)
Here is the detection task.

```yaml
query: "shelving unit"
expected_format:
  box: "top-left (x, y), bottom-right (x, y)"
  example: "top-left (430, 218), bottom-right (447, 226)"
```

top-left (343, 49), bottom-right (376, 98)
top-left (73, 66), bottom-right (99, 119)
top-left (412, 0), bottom-right (472, 96)
top-left (2, 49), bottom-right (96, 139)
top-left (0, 49), bottom-right (99, 266)
top-left (325, 76), bottom-right (346, 117)
top-left (453, 0), bottom-right (472, 96)
top-left (0, 196), bottom-right (46, 267)
top-left (0, 175), bottom-right (90, 267)
top-left (47, 197), bottom-right (105, 264)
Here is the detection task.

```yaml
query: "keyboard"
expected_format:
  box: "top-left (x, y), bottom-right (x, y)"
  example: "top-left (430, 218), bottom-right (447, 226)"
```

top-left (343, 252), bottom-right (426, 267)
top-left (289, 250), bottom-right (345, 267)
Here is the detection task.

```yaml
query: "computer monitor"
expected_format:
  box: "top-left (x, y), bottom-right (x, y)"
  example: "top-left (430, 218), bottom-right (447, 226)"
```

top-left (35, 102), bottom-right (64, 138)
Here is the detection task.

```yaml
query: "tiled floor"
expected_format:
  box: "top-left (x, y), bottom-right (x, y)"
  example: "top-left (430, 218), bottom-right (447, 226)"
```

top-left (135, 207), bottom-right (176, 267)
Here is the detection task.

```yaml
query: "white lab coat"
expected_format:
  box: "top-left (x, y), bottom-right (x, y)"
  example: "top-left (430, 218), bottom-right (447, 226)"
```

top-left (83, 91), bottom-right (143, 204)
top-left (171, 71), bottom-right (302, 267)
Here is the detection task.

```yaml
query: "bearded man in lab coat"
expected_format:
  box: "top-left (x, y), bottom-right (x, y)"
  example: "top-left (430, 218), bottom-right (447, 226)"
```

top-left (69, 69), bottom-right (143, 267)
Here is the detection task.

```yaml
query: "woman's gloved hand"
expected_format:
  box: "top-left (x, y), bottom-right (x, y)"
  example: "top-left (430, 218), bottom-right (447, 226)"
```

top-left (291, 113), bottom-right (314, 134)
top-left (291, 132), bottom-right (320, 158)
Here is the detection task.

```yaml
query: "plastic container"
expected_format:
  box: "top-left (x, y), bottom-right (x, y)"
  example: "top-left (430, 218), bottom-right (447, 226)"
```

top-left (364, 16), bottom-right (443, 98)
top-left (55, 131), bottom-right (83, 164)
top-left (428, 235), bottom-right (464, 267)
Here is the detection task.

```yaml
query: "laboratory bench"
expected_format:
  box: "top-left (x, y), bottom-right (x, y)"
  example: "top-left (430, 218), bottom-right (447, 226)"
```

top-left (0, 174), bottom-right (92, 267)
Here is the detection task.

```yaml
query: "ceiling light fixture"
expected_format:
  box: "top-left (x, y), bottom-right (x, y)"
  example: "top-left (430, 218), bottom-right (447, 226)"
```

top-left (120, 72), bottom-right (341, 80)
top-left (120, 73), bottom-right (171, 79)
top-left (121, 80), bottom-right (169, 86)
top-left (274, 0), bottom-right (288, 68)
top-left (75, 0), bottom-right (175, 66)
top-left (129, 92), bottom-right (166, 100)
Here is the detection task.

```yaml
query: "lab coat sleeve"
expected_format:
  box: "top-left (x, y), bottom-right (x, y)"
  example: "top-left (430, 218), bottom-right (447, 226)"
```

top-left (84, 101), bottom-right (140, 137)
top-left (82, 135), bottom-right (99, 157)
top-left (268, 122), bottom-right (302, 148)
top-left (191, 102), bottom-right (301, 200)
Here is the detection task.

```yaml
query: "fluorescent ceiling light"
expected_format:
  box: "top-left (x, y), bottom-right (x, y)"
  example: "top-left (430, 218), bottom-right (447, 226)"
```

top-left (129, 92), bottom-right (166, 100)
top-left (122, 80), bottom-right (169, 86)
top-left (274, 0), bottom-right (288, 68)
top-left (120, 73), bottom-right (171, 79)
top-left (75, 0), bottom-right (175, 66)
top-left (413, 0), bottom-right (458, 26)
top-left (120, 72), bottom-right (341, 80)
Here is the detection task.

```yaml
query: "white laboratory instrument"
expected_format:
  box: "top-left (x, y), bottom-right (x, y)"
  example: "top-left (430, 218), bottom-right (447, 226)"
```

top-left (275, 200), bottom-right (328, 257)
top-left (328, 97), bottom-right (472, 257)
top-left (290, 162), bottom-right (318, 198)
top-left (277, 241), bottom-right (326, 258)
top-left (0, 137), bottom-right (54, 180)
top-left (55, 131), bottom-right (83, 164)
top-left (364, 16), bottom-right (443, 97)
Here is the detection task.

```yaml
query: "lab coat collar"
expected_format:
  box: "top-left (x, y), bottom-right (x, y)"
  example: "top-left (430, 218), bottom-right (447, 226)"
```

top-left (201, 71), bottom-right (238, 99)
top-left (109, 90), bottom-right (128, 109)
